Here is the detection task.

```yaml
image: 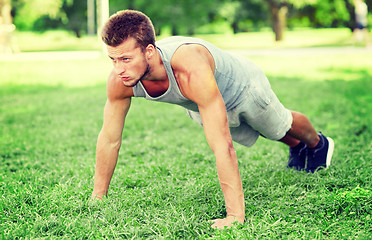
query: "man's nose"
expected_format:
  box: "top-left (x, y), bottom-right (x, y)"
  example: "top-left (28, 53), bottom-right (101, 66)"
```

top-left (114, 61), bottom-right (126, 75)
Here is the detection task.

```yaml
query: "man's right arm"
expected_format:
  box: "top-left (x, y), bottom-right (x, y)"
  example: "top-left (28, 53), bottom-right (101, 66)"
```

top-left (92, 72), bottom-right (132, 199)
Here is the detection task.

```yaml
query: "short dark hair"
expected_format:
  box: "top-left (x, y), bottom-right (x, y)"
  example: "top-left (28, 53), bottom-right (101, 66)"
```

top-left (101, 10), bottom-right (156, 50)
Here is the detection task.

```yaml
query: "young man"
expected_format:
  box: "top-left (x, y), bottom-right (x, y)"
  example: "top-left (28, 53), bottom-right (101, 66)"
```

top-left (91, 10), bottom-right (335, 229)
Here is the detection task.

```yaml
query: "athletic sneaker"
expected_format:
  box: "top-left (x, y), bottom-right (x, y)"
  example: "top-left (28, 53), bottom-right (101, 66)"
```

top-left (306, 132), bottom-right (334, 173)
top-left (288, 141), bottom-right (307, 170)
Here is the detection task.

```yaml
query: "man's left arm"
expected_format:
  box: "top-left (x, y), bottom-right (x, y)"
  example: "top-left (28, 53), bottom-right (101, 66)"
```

top-left (172, 45), bottom-right (245, 229)
top-left (198, 90), bottom-right (245, 229)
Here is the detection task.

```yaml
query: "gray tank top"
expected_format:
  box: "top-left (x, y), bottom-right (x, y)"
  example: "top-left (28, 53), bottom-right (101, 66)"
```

top-left (133, 36), bottom-right (262, 112)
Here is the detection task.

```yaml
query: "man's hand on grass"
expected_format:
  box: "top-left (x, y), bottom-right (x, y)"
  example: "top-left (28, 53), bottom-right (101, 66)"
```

top-left (209, 216), bottom-right (244, 229)
top-left (91, 191), bottom-right (104, 200)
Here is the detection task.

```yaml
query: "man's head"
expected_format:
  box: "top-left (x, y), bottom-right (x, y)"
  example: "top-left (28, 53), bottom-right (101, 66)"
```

top-left (101, 10), bottom-right (156, 51)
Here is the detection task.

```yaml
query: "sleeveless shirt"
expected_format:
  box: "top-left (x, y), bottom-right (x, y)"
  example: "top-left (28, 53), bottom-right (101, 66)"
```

top-left (132, 36), bottom-right (262, 113)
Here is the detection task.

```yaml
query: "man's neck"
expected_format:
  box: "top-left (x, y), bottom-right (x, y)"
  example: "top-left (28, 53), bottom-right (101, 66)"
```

top-left (139, 49), bottom-right (170, 97)
top-left (144, 49), bottom-right (168, 82)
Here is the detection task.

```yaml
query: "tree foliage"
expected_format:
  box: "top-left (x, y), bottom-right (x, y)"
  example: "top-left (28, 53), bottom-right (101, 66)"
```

top-left (61, 0), bottom-right (87, 37)
top-left (7, 0), bottom-right (372, 39)
top-left (219, 0), bottom-right (269, 33)
top-left (110, 0), bottom-right (223, 35)
top-left (313, 0), bottom-right (352, 27)
top-left (12, 0), bottom-right (63, 29)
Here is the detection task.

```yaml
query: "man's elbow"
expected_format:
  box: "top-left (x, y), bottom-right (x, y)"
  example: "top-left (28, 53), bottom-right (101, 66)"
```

top-left (109, 139), bottom-right (122, 151)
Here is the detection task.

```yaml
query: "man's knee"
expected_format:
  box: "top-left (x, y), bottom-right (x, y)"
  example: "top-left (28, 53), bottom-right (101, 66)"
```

top-left (257, 109), bottom-right (293, 141)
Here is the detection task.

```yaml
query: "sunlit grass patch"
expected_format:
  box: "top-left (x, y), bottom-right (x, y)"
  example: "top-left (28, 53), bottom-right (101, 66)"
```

top-left (15, 30), bottom-right (101, 52)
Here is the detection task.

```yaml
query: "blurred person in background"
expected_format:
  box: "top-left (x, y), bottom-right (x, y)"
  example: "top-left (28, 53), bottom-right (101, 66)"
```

top-left (0, 2), bottom-right (19, 55)
top-left (353, 0), bottom-right (370, 47)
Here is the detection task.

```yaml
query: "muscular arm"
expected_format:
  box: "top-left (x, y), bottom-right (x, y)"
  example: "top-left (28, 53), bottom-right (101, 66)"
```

top-left (172, 45), bottom-right (245, 228)
top-left (92, 71), bottom-right (132, 199)
top-left (198, 88), bottom-right (245, 227)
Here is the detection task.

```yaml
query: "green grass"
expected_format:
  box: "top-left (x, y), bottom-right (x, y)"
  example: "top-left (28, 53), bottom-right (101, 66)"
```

top-left (194, 28), bottom-right (356, 49)
top-left (1, 31), bottom-right (372, 238)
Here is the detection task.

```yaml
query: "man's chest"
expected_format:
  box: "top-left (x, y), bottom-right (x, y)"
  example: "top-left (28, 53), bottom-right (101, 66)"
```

top-left (141, 78), bottom-right (170, 98)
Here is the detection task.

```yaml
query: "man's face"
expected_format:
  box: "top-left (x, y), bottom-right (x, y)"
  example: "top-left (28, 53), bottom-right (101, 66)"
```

top-left (107, 38), bottom-right (150, 87)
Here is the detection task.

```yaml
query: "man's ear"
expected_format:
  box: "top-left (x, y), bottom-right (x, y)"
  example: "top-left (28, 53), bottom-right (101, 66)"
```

top-left (145, 44), bottom-right (155, 59)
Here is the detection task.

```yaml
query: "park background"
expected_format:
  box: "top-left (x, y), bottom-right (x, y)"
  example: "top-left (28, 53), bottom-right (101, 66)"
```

top-left (1, 0), bottom-right (372, 239)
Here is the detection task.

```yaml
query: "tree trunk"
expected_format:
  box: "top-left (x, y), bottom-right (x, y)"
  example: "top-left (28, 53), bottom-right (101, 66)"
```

top-left (268, 1), bottom-right (288, 41)
top-left (87, 0), bottom-right (95, 35)
top-left (74, 28), bottom-right (81, 38)
top-left (97, 0), bottom-right (109, 53)
top-left (232, 21), bottom-right (239, 34)
top-left (171, 25), bottom-right (178, 36)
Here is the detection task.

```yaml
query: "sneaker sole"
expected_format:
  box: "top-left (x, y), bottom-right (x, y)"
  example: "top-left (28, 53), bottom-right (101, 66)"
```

top-left (325, 137), bottom-right (334, 168)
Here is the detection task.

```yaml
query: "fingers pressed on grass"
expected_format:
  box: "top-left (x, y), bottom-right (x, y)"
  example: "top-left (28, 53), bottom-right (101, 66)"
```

top-left (209, 216), bottom-right (243, 229)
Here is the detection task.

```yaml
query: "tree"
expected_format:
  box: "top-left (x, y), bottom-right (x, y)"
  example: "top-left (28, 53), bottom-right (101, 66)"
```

top-left (217, 0), bottom-right (269, 33)
top-left (61, 0), bottom-right (86, 37)
top-left (266, 0), bottom-right (288, 41)
top-left (110, 0), bottom-right (222, 35)
top-left (12, 0), bottom-right (63, 30)
top-left (87, 0), bottom-right (95, 35)
top-left (219, 1), bottom-right (245, 34)
top-left (265, 0), bottom-right (318, 41)
top-left (218, 0), bottom-right (319, 40)
top-left (313, 0), bottom-right (351, 27)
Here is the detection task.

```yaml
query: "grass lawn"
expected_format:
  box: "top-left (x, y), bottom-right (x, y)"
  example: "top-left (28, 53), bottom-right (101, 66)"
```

top-left (1, 30), bottom-right (372, 239)
top-left (13, 27), bottom-right (372, 52)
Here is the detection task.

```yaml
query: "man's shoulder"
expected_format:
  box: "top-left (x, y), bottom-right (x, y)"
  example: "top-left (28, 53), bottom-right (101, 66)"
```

top-left (171, 44), bottom-right (215, 72)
